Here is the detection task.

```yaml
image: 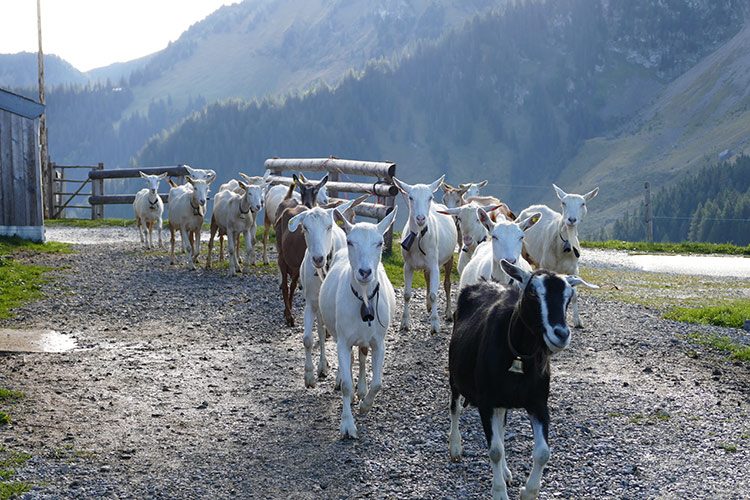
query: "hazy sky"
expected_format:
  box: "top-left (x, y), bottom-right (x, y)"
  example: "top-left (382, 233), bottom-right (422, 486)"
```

top-left (0, 0), bottom-right (239, 71)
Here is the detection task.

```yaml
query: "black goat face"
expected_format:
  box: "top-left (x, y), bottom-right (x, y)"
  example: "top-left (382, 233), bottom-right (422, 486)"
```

top-left (522, 273), bottom-right (573, 354)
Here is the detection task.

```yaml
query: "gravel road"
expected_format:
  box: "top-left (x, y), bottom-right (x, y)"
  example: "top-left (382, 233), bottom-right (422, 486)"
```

top-left (1, 232), bottom-right (749, 499)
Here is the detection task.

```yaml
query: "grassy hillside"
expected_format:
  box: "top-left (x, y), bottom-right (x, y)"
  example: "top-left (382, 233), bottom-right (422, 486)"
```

top-left (558, 24), bottom-right (750, 232)
top-left (122, 0), bottom-right (508, 117)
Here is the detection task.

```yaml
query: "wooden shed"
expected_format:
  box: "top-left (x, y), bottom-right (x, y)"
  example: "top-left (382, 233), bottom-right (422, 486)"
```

top-left (0, 88), bottom-right (45, 242)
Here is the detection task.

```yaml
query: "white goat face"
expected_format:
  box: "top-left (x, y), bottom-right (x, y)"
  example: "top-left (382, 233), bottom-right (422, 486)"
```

top-left (553, 184), bottom-right (598, 229)
top-left (394, 175), bottom-right (444, 229)
top-left (140, 171), bottom-right (166, 194)
top-left (290, 208), bottom-right (334, 269)
top-left (335, 207), bottom-right (397, 284)
top-left (243, 184), bottom-right (264, 213)
top-left (459, 180), bottom-right (488, 199)
top-left (184, 165), bottom-right (217, 183)
top-left (187, 177), bottom-right (212, 208)
top-left (479, 209), bottom-right (540, 265)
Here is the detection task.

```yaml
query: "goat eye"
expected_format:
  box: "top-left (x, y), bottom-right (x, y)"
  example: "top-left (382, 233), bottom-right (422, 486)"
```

top-left (408, 196), bottom-right (413, 201)
top-left (528, 288), bottom-right (538, 298)
top-left (347, 241), bottom-right (352, 246)
top-left (492, 235), bottom-right (498, 240)
top-left (327, 225), bottom-right (332, 231)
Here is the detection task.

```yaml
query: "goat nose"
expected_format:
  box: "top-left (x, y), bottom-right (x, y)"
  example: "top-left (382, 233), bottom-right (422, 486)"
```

top-left (312, 255), bottom-right (325, 267)
top-left (554, 326), bottom-right (570, 341)
top-left (416, 215), bottom-right (426, 226)
top-left (200, 199), bottom-right (206, 206)
top-left (358, 268), bottom-right (372, 279)
top-left (568, 217), bottom-right (577, 225)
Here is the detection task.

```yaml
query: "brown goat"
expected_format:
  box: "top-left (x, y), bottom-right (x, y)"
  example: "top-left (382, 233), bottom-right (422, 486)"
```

top-left (273, 175), bottom-right (329, 326)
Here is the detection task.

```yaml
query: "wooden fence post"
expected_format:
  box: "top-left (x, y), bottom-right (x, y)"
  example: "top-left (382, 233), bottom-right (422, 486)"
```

top-left (45, 160), bottom-right (54, 218)
top-left (91, 162), bottom-right (104, 220)
top-left (644, 181), bottom-right (653, 242)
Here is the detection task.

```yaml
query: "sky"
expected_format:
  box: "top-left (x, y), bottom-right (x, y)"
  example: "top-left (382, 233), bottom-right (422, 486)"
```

top-left (0, 0), bottom-right (239, 72)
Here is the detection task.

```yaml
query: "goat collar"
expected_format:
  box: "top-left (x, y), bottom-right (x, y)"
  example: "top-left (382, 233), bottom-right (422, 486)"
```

top-left (148, 196), bottom-right (159, 210)
top-left (559, 226), bottom-right (580, 258)
top-left (507, 294), bottom-right (544, 372)
top-left (350, 282), bottom-right (382, 327)
top-left (239, 202), bottom-right (251, 216)
top-left (401, 226), bottom-right (428, 254)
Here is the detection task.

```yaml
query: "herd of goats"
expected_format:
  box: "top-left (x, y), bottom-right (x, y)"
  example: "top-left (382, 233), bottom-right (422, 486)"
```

top-left (131, 165), bottom-right (600, 500)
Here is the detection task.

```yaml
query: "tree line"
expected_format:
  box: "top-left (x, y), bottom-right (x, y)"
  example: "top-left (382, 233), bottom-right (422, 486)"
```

top-left (611, 155), bottom-right (750, 246)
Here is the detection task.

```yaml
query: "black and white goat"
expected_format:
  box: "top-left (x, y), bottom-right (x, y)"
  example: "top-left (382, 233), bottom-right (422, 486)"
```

top-left (448, 260), bottom-right (596, 500)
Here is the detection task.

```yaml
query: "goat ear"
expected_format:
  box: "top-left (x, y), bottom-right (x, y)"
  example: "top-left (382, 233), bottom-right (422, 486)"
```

top-left (553, 184), bottom-right (567, 200)
top-left (565, 275), bottom-right (599, 289)
top-left (477, 180), bottom-right (488, 188)
top-left (157, 172), bottom-right (167, 180)
top-left (501, 259), bottom-right (531, 285)
top-left (292, 174), bottom-right (300, 185)
top-left (333, 208), bottom-right (353, 234)
top-left (139, 171), bottom-right (148, 179)
top-left (263, 169), bottom-right (272, 181)
top-left (238, 172), bottom-right (252, 183)
top-left (297, 172), bottom-right (308, 183)
top-left (391, 176), bottom-right (411, 195)
top-left (437, 207), bottom-right (460, 216)
top-left (517, 212), bottom-right (541, 231)
top-left (377, 206), bottom-right (397, 235)
top-left (583, 187), bottom-right (599, 201)
top-left (476, 207), bottom-right (493, 232)
top-left (441, 182), bottom-right (455, 192)
top-left (186, 176), bottom-right (196, 186)
top-left (317, 174), bottom-right (329, 188)
top-left (238, 181), bottom-right (248, 191)
top-left (429, 175), bottom-right (445, 193)
top-left (184, 165), bottom-right (196, 176)
top-left (482, 204), bottom-right (501, 214)
top-left (287, 212), bottom-right (306, 233)
top-left (205, 172), bottom-right (216, 184)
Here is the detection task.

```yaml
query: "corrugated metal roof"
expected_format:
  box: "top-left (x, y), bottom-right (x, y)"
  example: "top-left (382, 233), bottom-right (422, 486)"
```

top-left (0, 88), bottom-right (44, 119)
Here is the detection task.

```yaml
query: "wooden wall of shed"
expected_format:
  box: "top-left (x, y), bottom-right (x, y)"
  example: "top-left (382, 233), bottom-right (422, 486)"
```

top-left (0, 108), bottom-right (43, 231)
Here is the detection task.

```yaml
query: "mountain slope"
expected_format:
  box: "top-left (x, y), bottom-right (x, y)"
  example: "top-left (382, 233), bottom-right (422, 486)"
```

top-left (136, 0), bottom-right (746, 232)
top-left (0, 52), bottom-right (87, 88)
top-left (122, 0), bottom-right (507, 115)
top-left (558, 23), bottom-right (750, 230)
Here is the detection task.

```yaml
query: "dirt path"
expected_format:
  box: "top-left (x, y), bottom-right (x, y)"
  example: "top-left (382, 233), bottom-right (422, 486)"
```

top-left (1, 239), bottom-right (749, 499)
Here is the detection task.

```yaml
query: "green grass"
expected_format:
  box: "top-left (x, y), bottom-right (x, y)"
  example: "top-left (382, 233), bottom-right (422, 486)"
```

top-left (0, 237), bottom-right (69, 319)
top-left (718, 442), bottom-right (738, 453)
top-left (44, 218), bottom-right (135, 228)
top-left (0, 390), bottom-right (23, 403)
top-left (382, 235), bottom-right (459, 289)
top-left (665, 301), bottom-right (750, 329)
top-left (0, 447), bottom-right (32, 499)
top-left (685, 332), bottom-right (750, 362)
top-left (582, 240), bottom-right (750, 256)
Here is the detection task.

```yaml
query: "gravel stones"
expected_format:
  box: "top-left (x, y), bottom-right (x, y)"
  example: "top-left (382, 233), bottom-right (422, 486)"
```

top-left (0, 230), bottom-right (748, 498)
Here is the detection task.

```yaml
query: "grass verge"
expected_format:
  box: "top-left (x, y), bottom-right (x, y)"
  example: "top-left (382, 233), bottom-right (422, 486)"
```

top-left (583, 240), bottom-right (750, 256)
top-left (685, 332), bottom-right (750, 362)
top-left (665, 301), bottom-right (750, 329)
top-left (0, 447), bottom-right (32, 499)
top-left (0, 237), bottom-right (70, 320)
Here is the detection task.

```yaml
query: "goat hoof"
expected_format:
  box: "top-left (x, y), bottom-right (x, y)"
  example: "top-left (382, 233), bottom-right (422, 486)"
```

top-left (304, 372), bottom-right (316, 388)
top-left (340, 422), bottom-right (358, 440)
top-left (400, 322), bottom-right (410, 332)
top-left (519, 487), bottom-right (538, 500)
top-left (449, 453), bottom-right (462, 463)
top-left (359, 401), bottom-right (372, 415)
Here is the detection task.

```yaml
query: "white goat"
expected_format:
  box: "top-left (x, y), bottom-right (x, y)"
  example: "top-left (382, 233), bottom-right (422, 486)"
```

top-left (183, 165), bottom-right (216, 182)
top-left (168, 177), bottom-right (213, 270)
top-left (437, 201), bottom-right (502, 274)
top-left (218, 172), bottom-right (266, 194)
top-left (262, 178), bottom-right (329, 265)
top-left (319, 207), bottom-right (398, 439)
top-left (393, 175), bottom-right (457, 334)
top-left (441, 180), bottom-right (488, 208)
top-left (133, 171), bottom-right (166, 249)
top-left (459, 208), bottom-right (541, 289)
top-left (516, 184), bottom-right (599, 328)
top-left (207, 181), bottom-right (264, 275)
top-left (287, 195), bottom-right (367, 388)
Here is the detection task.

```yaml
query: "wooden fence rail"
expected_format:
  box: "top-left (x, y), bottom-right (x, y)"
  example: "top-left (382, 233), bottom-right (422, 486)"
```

top-left (264, 157), bottom-right (397, 253)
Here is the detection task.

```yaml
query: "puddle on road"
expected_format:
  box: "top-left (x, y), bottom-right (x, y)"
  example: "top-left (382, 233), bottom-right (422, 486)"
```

top-left (0, 329), bottom-right (78, 353)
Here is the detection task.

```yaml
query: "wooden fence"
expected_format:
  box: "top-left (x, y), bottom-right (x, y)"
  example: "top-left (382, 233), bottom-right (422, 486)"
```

top-left (264, 157), bottom-right (398, 252)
